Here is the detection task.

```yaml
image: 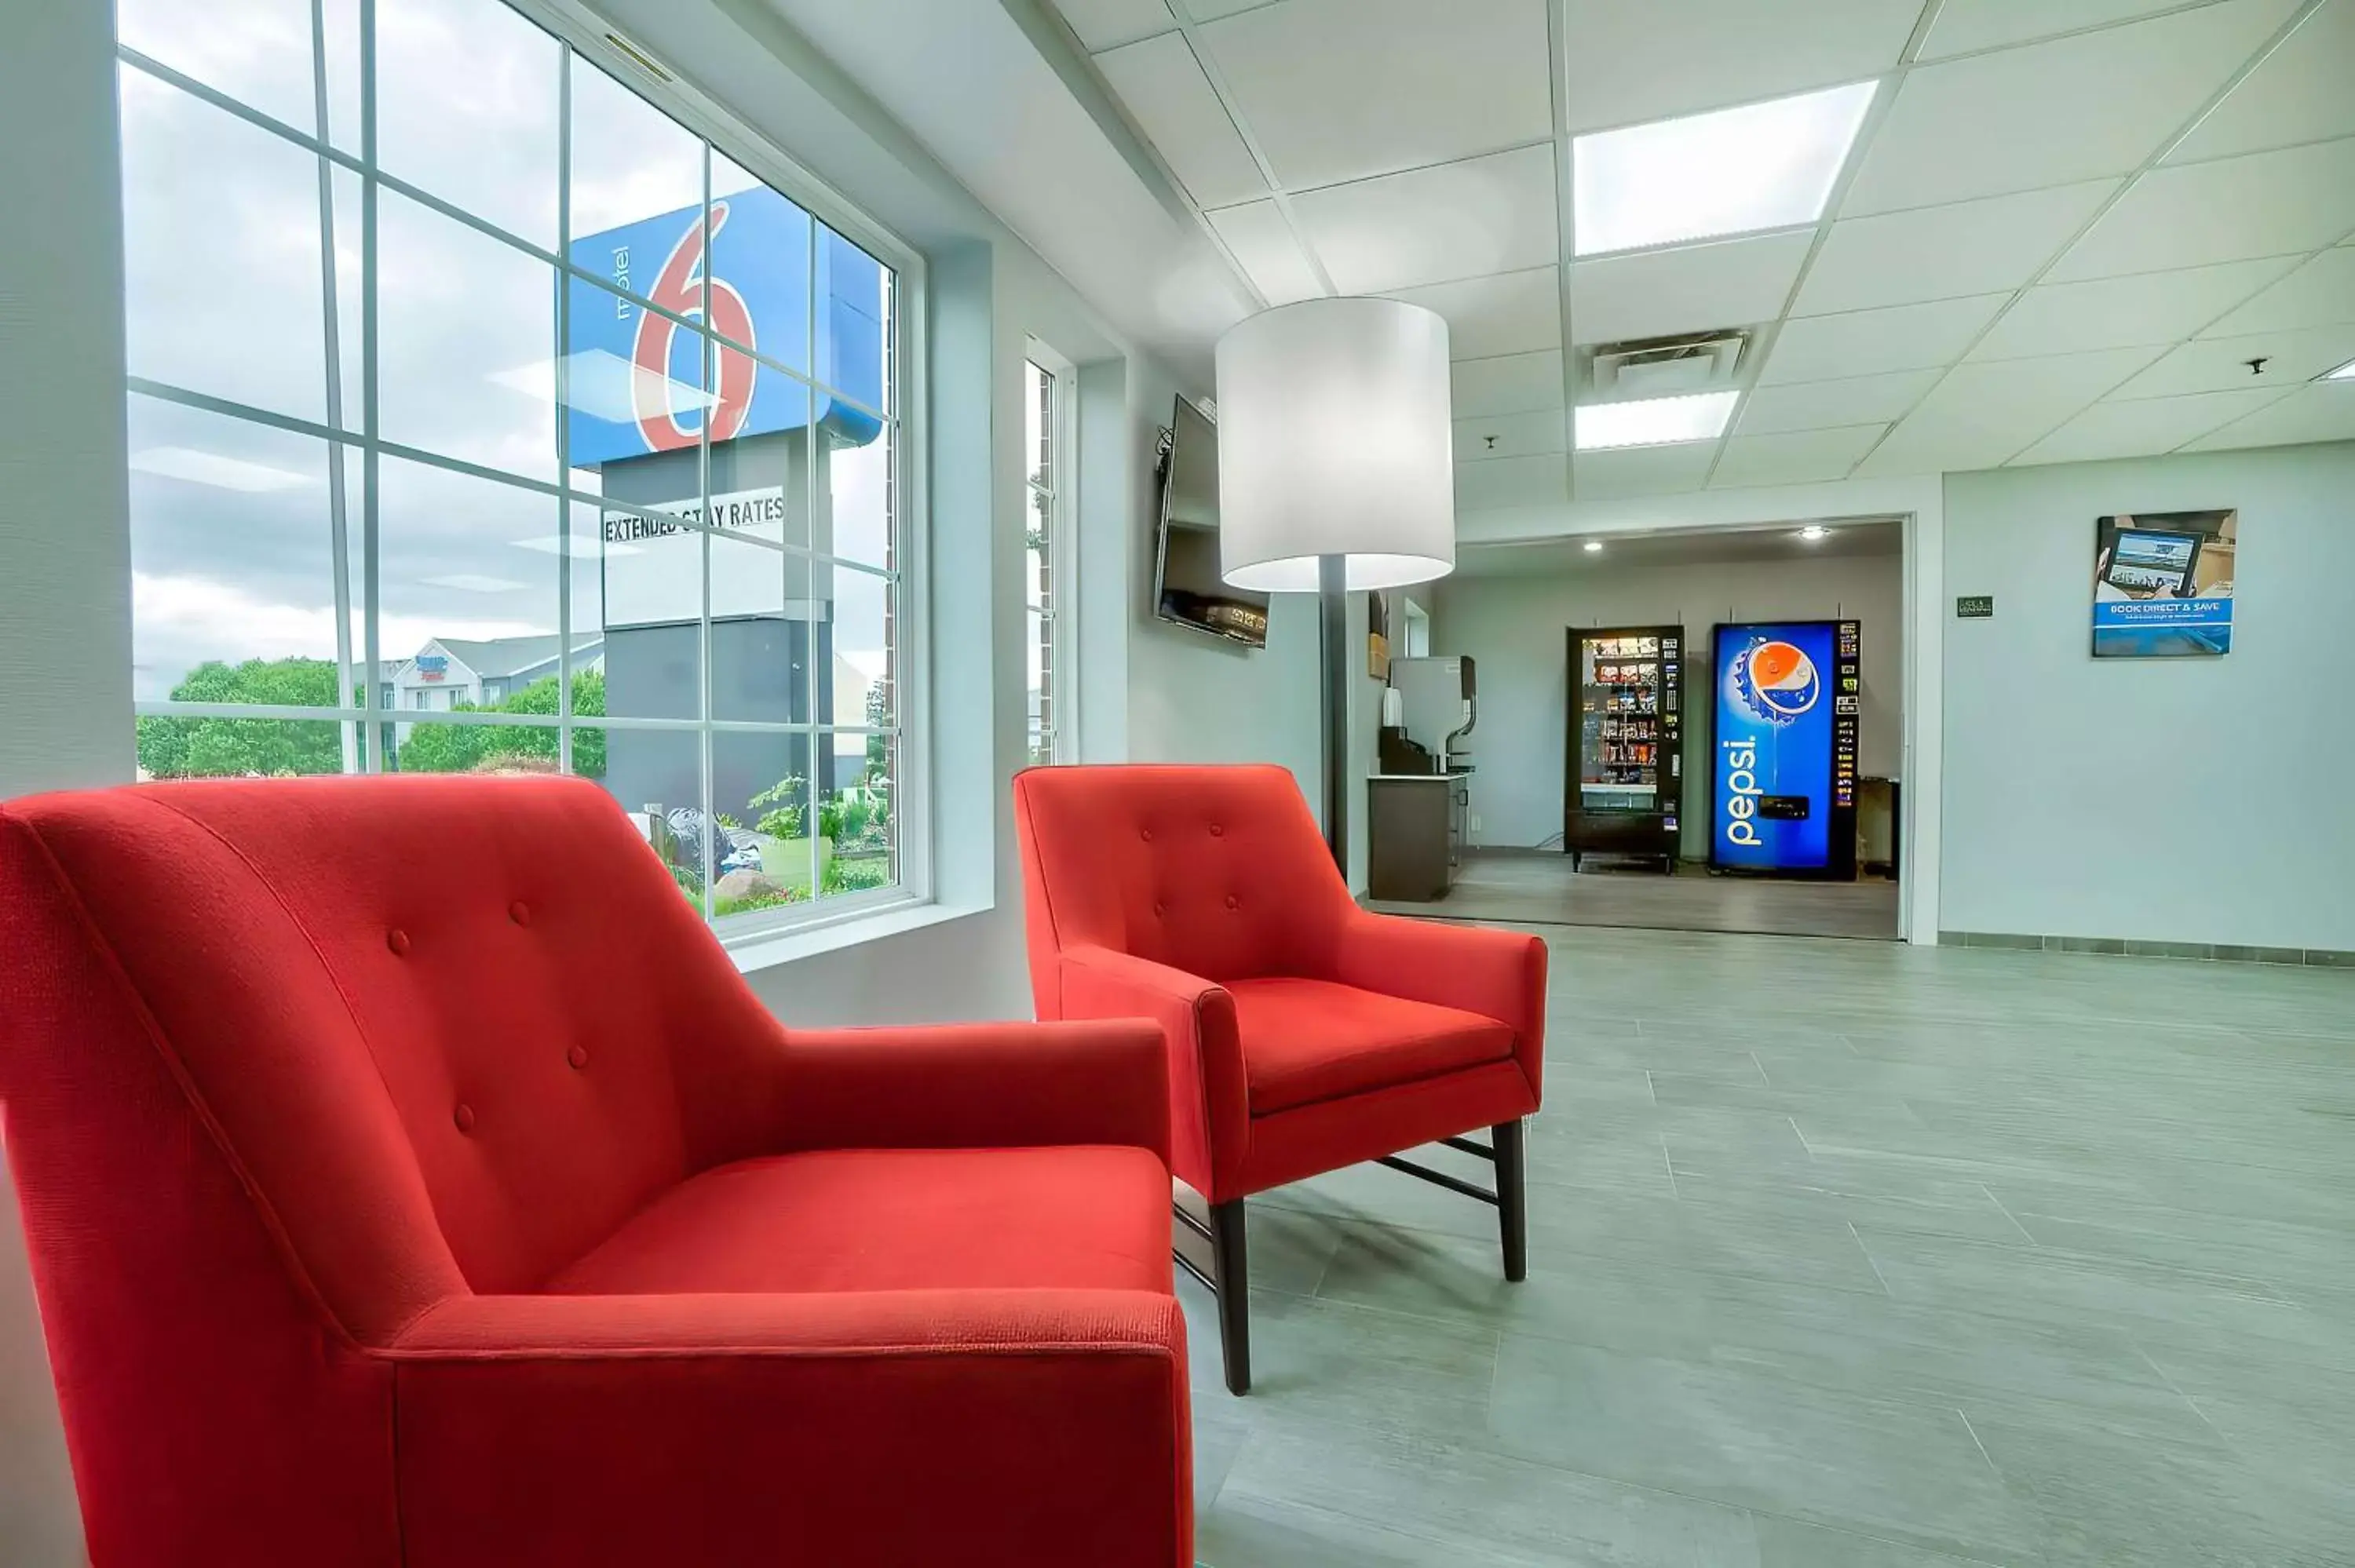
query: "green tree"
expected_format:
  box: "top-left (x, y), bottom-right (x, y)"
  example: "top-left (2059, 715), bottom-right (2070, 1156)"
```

top-left (396, 669), bottom-right (606, 776)
top-left (139, 658), bottom-right (612, 781)
top-left (137, 658), bottom-right (346, 779)
top-left (864, 683), bottom-right (890, 786)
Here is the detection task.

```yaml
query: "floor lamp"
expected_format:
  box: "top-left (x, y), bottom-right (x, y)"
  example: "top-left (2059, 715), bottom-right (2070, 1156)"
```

top-left (1214, 297), bottom-right (1458, 873)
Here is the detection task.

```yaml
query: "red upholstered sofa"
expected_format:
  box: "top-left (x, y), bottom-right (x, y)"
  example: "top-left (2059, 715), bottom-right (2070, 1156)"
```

top-left (1014, 763), bottom-right (1547, 1393)
top-left (0, 776), bottom-right (1192, 1567)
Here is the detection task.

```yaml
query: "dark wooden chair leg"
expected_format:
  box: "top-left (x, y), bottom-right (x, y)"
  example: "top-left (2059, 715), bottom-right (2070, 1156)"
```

top-left (1209, 1198), bottom-right (1251, 1395)
top-left (1494, 1118), bottom-right (1528, 1282)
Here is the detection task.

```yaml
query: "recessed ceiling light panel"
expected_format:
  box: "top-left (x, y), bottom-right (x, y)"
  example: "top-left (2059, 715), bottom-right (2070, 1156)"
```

top-left (2327, 357), bottom-right (2355, 381)
top-left (1575, 391), bottom-right (1739, 450)
top-left (1573, 81), bottom-right (1878, 256)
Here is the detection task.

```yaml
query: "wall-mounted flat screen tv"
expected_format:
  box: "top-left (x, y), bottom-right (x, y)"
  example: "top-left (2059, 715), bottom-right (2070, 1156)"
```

top-left (1154, 396), bottom-right (1269, 648)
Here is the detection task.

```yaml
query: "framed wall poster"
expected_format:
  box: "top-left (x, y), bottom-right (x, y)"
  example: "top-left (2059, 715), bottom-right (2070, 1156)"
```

top-left (2092, 509), bottom-right (2236, 658)
top-left (1367, 589), bottom-right (1391, 680)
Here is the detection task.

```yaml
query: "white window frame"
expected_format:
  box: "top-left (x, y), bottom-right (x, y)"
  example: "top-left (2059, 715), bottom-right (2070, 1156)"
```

top-left (1024, 339), bottom-right (1078, 767)
top-left (117, 0), bottom-right (932, 946)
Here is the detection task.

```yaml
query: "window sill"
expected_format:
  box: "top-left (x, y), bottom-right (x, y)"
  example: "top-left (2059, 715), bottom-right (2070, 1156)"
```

top-left (721, 898), bottom-right (985, 975)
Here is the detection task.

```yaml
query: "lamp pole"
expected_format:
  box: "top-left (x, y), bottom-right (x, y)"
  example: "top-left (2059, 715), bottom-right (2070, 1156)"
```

top-left (1320, 552), bottom-right (1349, 872)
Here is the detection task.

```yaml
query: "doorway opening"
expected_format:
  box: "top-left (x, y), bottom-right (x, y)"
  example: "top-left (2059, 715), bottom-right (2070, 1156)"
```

top-left (1370, 517), bottom-right (1905, 942)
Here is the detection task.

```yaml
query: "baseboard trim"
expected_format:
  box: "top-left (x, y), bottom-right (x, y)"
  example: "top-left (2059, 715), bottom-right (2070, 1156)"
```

top-left (1937, 931), bottom-right (2355, 968)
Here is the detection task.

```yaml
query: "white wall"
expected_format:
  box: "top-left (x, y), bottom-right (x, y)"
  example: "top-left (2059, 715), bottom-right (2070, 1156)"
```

top-left (1941, 442), bottom-right (2355, 950)
top-left (0, 0), bottom-right (116, 1557)
top-left (2, 9), bottom-right (131, 802)
top-left (1074, 356), bottom-right (1132, 763)
top-left (1431, 550), bottom-right (1905, 855)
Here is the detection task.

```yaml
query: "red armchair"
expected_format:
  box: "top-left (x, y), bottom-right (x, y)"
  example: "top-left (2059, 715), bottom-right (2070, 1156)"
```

top-left (1014, 763), bottom-right (1546, 1393)
top-left (0, 776), bottom-right (1191, 1567)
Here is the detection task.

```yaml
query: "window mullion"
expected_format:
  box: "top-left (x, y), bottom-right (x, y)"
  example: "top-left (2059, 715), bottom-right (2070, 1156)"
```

top-left (357, 0), bottom-right (382, 773)
top-left (556, 42), bottom-right (573, 776)
top-left (697, 142), bottom-right (716, 924)
top-left (309, 0), bottom-right (358, 774)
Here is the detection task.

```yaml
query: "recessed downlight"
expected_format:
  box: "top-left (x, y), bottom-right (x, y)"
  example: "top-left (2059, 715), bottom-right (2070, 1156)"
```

top-left (1798, 525), bottom-right (1830, 542)
top-left (1583, 540), bottom-right (1605, 553)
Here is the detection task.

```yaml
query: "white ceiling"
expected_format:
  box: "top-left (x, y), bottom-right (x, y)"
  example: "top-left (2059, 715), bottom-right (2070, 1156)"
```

top-left (1456, 516), bottom-right (1904, 574)
top-left (1032, 0), bottom-right (2355, 508)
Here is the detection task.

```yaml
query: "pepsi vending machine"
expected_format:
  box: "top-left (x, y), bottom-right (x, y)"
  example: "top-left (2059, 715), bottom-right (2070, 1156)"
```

top-left (1708, 620), bottom-right (1859, 879)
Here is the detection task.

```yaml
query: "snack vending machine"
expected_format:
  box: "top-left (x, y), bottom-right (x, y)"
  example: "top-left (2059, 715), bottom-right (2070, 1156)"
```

top-left (1563, 625), bottom-right (1685, 872)
top-left (1707, 619), bottom-right (1859, 879)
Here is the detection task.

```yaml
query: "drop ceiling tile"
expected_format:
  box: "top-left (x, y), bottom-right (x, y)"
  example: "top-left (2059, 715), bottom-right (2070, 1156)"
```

top-left (1568, 231), bottom-right (1812, 345)
top-left (1573, 443), bottom-right (1717, 501)
top-left (1711, 424), bottom-right (1886, 487)
top-left (2169, 0), bottom-right (2355, 163)
top-left (1455, 409), bottom-right (1568, 464)
top-left (1798, 181), bottom-right (2117, 314)
top-left (1096, 34), bottom-right (1266, 210)
top-left (1196, 0), bottom-right (1553, 190)
top-left (2180, 380), bottom-right (2355, 448)
top-left (2048, 137), bottom-right (2355, 280)
top-left (1097, 34), bottom-right (1272, 210)
top-left (2107, 324), bottom-right (2355, 398)
top-left (1457, 452), bottom-right (1569, 511)
top-left (1290, 144), bottom-right (1558, 294)
top-left (1558, 0), bottom-right (1917, 133)
top-left (1922, 0), bottom-right (2220, 59)
top-left (1184, 0), bottom-right (1276, 18)
top-left (1453, 349), bottom-right (1565, 417)
top-left (2199, 245), bottom-right (2355, 336)
top-left (2011, 386), bottom-right (2295, 464)
top-left (1846, 0), bottom-right (2297, 215)
top-left (1760, 294), bottom-right (2012, 383)
top-left (1970, 256), bottom-right (2302, 359)
top-left (1050, 0), bottom-right (1176, 52)
top-left (1384, 266), bottom-right (1562, 359)
top-left (1738, 368), bottom-right (1943, 432)
top-left (1853, 345), bottom-right (2163, 474)
top-left (1204, 202), bottom-right (1324, 305)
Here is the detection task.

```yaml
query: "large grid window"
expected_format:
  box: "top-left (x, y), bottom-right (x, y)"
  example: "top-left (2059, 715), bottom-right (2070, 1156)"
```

top-left (117, 0), bottom-right (915, 932)
top-left (1023, 354), bottom-right (1074, 767)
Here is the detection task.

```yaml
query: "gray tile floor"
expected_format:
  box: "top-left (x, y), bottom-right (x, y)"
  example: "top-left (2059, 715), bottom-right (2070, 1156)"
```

top-left (1367, 852), bottom-right (1903, 942)
top-left (1182, 924), bottom-right (2355, 1566)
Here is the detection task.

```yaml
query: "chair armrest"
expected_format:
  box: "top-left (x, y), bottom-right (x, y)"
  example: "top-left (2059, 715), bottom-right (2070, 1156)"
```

top-left (1331, 912), bottom-right (1548, 1099)
top-left (772, 1019), bottom-right (1169, 1161)
top-left (385, 1289), bottom-right (1190, 1566)
top-left (1057, 946), bottom-right (1248, 1199)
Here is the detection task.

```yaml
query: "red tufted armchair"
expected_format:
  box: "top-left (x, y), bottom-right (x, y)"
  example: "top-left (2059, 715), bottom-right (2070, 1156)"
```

top-left (1014, 764), bottom-right (1546, 1394)
top-left (0, 776), bottom-right (1191, 1567)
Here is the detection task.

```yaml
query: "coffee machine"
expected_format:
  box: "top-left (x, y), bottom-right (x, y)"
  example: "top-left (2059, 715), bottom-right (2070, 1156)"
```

top-left (1386, 656), bottom-right (1477, 774)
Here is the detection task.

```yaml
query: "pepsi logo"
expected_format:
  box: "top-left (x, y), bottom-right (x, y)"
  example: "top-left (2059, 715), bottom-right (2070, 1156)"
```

top-left (1732, 639), bottom-right (1820, 724)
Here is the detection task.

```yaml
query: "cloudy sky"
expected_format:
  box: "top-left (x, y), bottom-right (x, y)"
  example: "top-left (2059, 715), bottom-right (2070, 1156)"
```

top-left (116, 0), bottom-right (892, 704)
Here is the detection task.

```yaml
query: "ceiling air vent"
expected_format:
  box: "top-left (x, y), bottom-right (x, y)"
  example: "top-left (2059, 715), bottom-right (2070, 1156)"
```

top-left (1584, 329), bottom-right (1750, 401)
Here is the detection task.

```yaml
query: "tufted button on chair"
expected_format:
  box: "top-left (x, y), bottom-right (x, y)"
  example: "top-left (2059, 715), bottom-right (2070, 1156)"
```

top-left (1014, 763), bottom-right (1546, 1395)
top-left (0, 775), bottom-right (1190, 1567)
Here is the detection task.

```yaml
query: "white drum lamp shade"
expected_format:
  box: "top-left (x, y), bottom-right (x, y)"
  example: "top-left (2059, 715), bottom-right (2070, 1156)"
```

top-left (1215, 297), bottom-right (1456, 593)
